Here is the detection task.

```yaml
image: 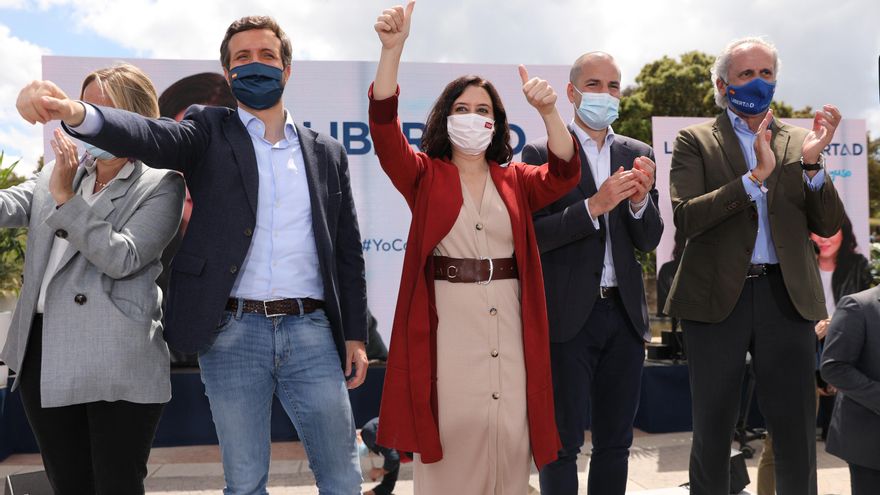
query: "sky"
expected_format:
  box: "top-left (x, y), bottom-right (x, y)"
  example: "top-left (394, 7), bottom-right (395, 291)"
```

top-left (1, 0), bottom-right (879, 175)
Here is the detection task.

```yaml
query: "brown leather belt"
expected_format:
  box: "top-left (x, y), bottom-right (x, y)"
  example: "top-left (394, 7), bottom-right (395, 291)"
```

top-left (433, 255), bottom-right (518, 284)
top-left (226, 297), bottom-right (324, 317)
top-left (746, 263), bottom-right (779, 279)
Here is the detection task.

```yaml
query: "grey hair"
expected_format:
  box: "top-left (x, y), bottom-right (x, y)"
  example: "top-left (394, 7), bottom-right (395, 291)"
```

top-left (711, 37), bottom-right (781, 109)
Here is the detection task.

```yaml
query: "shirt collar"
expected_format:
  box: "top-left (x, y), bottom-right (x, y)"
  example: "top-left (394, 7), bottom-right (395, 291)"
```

top-left (237, 107), bottom-right (298, 143)
top-left (570, 119), bottom-right (615, 148)
top-left (82, 156), bottom-right (135, 182)
top-left (726, 107), bottom-right (774, 135)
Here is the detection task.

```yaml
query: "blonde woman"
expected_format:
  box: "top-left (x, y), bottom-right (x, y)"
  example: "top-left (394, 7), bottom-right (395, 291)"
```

top-left (0, 64), bottom-right (185, 493)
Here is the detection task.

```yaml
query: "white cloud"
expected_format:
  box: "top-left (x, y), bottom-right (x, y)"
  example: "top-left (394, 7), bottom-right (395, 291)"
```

top-left (0, 23), bottom-right (48, 175)
top-left (1, 0), bottom-right (879, 155)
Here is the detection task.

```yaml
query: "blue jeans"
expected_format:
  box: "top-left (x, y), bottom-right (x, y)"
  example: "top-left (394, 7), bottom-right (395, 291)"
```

top-left (199, 307), bottom-right (361, 495)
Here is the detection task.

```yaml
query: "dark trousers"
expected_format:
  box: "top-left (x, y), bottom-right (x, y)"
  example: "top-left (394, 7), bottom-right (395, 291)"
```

top-left (539, 296), bottom-right (645, 495)
top-left (683, 270), bottom-right (817, 495)
top-left (18, 314), bottom-right (165, 495)
top-left (850, 463), bottom-right (880, 495)
top-left (360, 418), bottom-right (400, 495)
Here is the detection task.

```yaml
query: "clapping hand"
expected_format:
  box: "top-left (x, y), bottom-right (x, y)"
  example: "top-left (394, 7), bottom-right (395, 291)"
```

top-left (629, 156), bottom-right (656, 206)
top-left (802, 104), bottom-right (842, 165)
top-left (751, 109), bottom-right (775, 182)
top-left (48, 128), bottom-right (79, 205)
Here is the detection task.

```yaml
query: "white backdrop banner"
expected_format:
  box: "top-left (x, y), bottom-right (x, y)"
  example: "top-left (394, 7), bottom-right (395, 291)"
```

top-left (42, 56), bottom-right (572, 344)
top-left (652, 116), bottom-right (870, 276)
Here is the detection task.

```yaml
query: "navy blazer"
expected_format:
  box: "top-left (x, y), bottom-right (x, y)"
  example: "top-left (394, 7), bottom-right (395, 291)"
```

top-left (821, 286), bottom-right (880, 470)
top-left (522, 128), bottom-right (663, 343)
top-left (66, 105), bottom-right (367, 361)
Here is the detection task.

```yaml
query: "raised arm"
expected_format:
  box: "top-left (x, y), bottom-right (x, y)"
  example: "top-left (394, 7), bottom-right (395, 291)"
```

top-left (519, 66), bottom-right (574, 162)
top-left (17, 80), bottom-right (209, 176)
top-left (369, 1), bottom-right (427, 205)
top-left (373, 1), bottom-right (414, 100)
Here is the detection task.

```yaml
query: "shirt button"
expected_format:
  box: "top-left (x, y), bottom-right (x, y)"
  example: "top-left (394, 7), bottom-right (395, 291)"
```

top-left (492, 392), bottom-right (500, 400)
top-left (490, 349), bottom-right (499, 358)
top-left (475, 223), bottom-right (483, 231)
top-left (74, 293), bottom-right (87, 305)
top-left (55, 229), bottom-right (68, 239)
top-left (489, 308), bottom-right (497, 316)
top-left (230, 265), bottom-right (238, 274)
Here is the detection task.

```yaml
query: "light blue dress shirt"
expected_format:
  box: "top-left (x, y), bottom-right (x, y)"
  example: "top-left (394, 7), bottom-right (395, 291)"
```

top-left (728, 108), bottom-right (826, 264)
top-left (72, 103), bottom-right (324, 301)
top-left (230, 108), bottom-right (324, 300)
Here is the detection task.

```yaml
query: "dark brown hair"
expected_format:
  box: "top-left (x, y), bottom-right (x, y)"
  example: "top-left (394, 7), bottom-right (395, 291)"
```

top-left (159, 72), bottom-right (237, 119)
top-left (420, 76), bottom-right (512, 164)
top-left (219, 16), bottom-right (292, 70)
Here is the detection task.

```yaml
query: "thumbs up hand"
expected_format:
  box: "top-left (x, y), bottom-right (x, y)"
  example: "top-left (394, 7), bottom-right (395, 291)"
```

top-left (519, 65), bottom-right (557, 117)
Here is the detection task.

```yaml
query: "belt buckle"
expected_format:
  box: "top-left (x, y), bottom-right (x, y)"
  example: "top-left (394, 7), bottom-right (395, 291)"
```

top-left (263, 298), bottom-right (287, 318)
top-left (599, 286), bottom-right (609, 299)
top-left (746, 264), bottom-right (765, 279)
top-left (476, 257), bottom-right (494, 285)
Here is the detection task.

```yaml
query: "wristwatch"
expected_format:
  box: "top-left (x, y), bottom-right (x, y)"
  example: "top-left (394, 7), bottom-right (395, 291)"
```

top-left (800, 153), bottom-right (825, 171)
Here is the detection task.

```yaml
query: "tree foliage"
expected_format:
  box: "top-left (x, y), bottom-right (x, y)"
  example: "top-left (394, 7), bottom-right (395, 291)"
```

top-left (0, 152), bottom-right (27, 294)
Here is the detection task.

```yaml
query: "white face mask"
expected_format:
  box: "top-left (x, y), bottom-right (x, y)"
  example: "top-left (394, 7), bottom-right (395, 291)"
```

top-left (446, 113), bottom-right (495, 155)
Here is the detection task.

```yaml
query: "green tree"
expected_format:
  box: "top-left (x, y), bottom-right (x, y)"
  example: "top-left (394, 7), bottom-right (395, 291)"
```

top-left (869, 134), bottom-right (880, 219)
top-left (0, 151), bottom-right (28, 294)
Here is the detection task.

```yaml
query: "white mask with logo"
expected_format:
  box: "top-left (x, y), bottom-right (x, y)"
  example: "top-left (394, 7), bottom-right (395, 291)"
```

top-left (447, 113), bottom-right (495, 155)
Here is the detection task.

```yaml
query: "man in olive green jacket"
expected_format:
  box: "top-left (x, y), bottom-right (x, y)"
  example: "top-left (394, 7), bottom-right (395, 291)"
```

top-left (665, 36), bottom-right (844, 495)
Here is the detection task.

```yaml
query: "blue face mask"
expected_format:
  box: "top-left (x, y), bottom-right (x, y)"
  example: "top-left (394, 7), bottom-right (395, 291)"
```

top-left (573, 88), bottom-right (619, 131)
top-left (83, 142), bottom-right (116, 161)
top-left (228, 62), bottom-right (285, 110)
top-left (726, 78), bottom-right (776, 115)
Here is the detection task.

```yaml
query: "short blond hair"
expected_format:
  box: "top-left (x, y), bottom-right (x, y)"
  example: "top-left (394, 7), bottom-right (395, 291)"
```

top-left (80, 63), bottom-right (160, 118)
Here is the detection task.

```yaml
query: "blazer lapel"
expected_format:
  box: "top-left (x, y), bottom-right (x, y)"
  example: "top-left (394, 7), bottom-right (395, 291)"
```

top-left (608, 139), bottom-right (634, 233)
top-left (55, 162), bottom-right (143, 273)
top-left (713, 114), bottom-right (750, 179)
top-left (297, 123), bottom-right (327, 229)
top-left (568, 125), bottom-right (598, 199)
top-left (222, 113), bottom-right (259, 217)
top-left (766, 121), bottom-right (791, 209)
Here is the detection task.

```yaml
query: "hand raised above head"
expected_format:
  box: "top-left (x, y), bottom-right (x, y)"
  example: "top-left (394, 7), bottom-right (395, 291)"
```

top-left (519, 65), bottom-right (558, 117)
top-left (17, 80), bottom-right (84, 126)
top-left (375, 1), bottom-right (415, 50)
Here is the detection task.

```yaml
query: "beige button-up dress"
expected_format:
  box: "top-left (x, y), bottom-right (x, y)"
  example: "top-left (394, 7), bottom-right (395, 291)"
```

top-left (413, 176), bottom-right (531, 494)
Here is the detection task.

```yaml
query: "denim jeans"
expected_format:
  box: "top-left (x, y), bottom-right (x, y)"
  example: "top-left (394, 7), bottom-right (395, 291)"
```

top-left (199, 307), bottom-right (361, 495)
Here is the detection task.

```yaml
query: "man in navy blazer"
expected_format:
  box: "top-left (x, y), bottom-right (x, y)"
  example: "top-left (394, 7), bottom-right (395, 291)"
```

top-left (522, 52), bottom-right (663, 495)
top-left (18, 16), bottom-right (368, 494)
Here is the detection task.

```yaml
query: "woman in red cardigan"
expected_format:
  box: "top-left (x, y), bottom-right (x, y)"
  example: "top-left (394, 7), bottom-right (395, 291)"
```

top-left (370, 3), bottom-right (581, 493)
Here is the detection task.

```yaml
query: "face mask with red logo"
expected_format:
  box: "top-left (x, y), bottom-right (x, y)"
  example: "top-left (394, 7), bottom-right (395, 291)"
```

top-left (446, 113), bottom-right (495, 155)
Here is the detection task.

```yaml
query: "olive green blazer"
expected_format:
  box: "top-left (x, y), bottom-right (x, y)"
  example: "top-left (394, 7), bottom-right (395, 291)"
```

top-left (665, 113), bottom-right (843, 323)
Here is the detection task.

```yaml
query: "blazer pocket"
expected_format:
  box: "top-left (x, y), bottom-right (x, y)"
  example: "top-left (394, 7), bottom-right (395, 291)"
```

top-left (171, 252), bottom-right (206, 276)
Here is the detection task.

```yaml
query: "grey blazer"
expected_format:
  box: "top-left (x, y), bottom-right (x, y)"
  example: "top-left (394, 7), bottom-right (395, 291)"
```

top-left (821, 285), bottom-right (880, 470)
top-left (0, 159), bottom-right (185, 407)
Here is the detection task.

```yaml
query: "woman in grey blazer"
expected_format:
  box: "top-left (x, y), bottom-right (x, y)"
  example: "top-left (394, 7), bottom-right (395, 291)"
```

top-left (0, 64), bottom-right (185, 494)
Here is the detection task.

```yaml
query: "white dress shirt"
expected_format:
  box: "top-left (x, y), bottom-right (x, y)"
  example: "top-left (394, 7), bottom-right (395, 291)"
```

top-left (571, 122), bottom-right (648, 288)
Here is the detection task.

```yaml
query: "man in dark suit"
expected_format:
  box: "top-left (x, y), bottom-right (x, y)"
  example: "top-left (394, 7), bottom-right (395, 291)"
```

top-left (821, 286), bottom-right (880, 495)
top-left (17, 16), bottom-right (368, 494)
top-left (666, 37), bottom-right (844, 495)
top-left (522, 51), bottom-right (663, 495)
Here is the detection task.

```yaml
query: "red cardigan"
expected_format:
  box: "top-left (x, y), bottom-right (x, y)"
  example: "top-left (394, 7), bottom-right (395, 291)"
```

top-left (369, 87), bottom-right (580, 469)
